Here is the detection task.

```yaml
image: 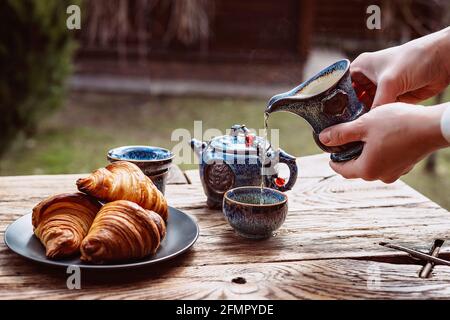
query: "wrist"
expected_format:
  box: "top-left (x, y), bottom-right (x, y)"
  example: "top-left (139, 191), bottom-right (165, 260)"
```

top-left (436, 27), bottom-right (450, 81)
top-left (424, 104), bottom-right (450, 150)
top-left (407, 28), bottom-right (450, 82)
top-left (440, 104), bottom-right (450, 145)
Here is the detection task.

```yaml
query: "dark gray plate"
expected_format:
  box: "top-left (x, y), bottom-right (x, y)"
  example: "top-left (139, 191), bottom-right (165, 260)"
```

top-left (4, 206), bottom-right (199, 269)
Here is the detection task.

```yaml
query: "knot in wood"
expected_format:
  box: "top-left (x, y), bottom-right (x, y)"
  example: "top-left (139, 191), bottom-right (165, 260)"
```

top-left (231, 277), bottom-right (247, 284)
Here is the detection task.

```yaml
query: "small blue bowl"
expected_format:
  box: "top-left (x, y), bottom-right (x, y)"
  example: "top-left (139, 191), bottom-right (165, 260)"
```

top-left (223, 187), bottom-right (288, 239)
top-left (107, 145), bottom-right (174, 194)
top-left (107, 145), bottom-right (174, 175)
top-left (148, 168), bottom-right (169, 195)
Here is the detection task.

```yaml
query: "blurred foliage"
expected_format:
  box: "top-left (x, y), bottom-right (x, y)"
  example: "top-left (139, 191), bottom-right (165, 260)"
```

top-left (0, 0), bottom-right (79, 156)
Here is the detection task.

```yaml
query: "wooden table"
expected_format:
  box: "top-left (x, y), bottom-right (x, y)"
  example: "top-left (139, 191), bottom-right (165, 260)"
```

top-left (1, 154), bottom-right (450, 299)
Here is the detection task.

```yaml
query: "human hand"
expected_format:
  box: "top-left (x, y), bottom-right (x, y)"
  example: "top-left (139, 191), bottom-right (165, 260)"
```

top-left (351, 27), bottom-right (450, 108)
top-left (319, 103), bottom-right (449, 183)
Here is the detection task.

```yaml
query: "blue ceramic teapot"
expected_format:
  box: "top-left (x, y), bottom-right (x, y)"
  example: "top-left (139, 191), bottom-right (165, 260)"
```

top-left (191, 124), bottom-right (298, 209)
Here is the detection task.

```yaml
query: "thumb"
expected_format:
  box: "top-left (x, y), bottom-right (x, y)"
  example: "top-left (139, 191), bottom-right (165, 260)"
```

top-left (319, 119), bottom-right (366, 147)
top-left (372, 76), bottom-right (399, 107)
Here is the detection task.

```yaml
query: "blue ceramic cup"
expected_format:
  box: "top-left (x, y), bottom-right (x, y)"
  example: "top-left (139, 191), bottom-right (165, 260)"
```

top-left (223, 186), bottom-right (288, 239)
top-left (107, 145), bottom-right (174, 194)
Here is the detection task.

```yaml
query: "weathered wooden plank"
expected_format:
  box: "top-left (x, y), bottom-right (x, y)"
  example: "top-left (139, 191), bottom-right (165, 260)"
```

top-left (1, 153), bottom-right (449, 299)
top-left (194, 206), bottom-right (449, 264)
top-left (1, 154), bottom-right (448, 266)
top-left (1, 204), bottom-right (448, 267)
top-left (181, 175), bottom-right (431, 212)
top-left (0, 258), bottom-right (450, 299)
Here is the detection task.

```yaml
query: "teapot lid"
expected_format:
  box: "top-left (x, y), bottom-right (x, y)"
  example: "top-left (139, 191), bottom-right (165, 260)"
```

top-left (209, 124), bottom-right (270, 155)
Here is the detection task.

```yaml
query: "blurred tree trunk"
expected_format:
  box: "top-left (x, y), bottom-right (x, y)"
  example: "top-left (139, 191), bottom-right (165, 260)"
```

top-left (0, 0), bottom-right (77, 156)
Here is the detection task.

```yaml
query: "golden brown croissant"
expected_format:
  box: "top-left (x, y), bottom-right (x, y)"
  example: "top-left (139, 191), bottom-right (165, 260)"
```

top-left (80, 200), bottom-right (166, 263)
top-left (76, 161), bottom-right (168, 221)
top-left (147, 209), bottom-right (166, 241)
top-left (32, 193), bottom-right (101, 259)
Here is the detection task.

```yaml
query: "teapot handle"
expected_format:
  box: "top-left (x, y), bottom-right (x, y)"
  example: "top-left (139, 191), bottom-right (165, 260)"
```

top-left (264, 149), bottom-right (298, 192)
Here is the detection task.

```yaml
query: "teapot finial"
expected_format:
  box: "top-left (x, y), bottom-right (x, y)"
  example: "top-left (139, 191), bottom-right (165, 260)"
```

top-left (230, 124), bottom-right (249, 137)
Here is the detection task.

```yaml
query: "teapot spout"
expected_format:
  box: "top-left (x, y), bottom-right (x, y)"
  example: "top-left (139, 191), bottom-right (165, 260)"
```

top-left (190, 138), bottom-right (206, 158)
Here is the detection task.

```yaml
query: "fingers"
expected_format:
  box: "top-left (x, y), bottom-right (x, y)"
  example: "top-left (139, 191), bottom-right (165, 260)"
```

top-left (319, 119), bottom-right (366, 147)
top-left (331, 160), bottom-right (414, 183)
top-left (352, 54), bottom-right (401, 108)
top-left (352, 76), bottom-right (376, 108)
top-left (397, 84), bottom-right (444, 104)
top-left (350, 53), bottom-right (375, 80)
top-left (372, 75), bottom-right (400, 107)
top-left (401, 164), bottom-right (415, 176)
top-left (329, 153), bottom-right (377, 181)
top-left (330, 159), bottom-right (396, 183)
top-left (379, 176), bottom-right (398, 184)
top-left (350, 69), bottom-right (375, 87)
top-left (380, 165), bottom-right (414, 184)
top-left (353, 84), bottom-right (375, 109)
top-left (329, 159), bottom-right (362, 179)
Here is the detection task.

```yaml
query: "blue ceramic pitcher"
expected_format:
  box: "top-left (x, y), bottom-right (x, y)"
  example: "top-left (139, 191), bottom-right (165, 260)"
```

top-left (265, 59), bottom-right (369, 162)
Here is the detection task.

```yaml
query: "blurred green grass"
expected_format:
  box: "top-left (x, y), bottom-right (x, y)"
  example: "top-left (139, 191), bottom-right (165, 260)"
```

top-left (1, 91), bottom-right (449, 210)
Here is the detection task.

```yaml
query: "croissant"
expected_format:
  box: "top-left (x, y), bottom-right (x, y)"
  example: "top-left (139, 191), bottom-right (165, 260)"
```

top-left (80, 200), bottom-right (166, 263)
top-left (76, 161), bottom-right (168, 221)
top-left (148, 209), bottom-right (166, 241)
top-left (32, 193), bottom-right (101, 259)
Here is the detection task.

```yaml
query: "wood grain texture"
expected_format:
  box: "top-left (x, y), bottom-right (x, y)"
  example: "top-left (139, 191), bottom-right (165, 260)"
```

top-left (1, 258), bottom-right (450, 299)
top-left (1, 153), bottom-right (449, 299)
